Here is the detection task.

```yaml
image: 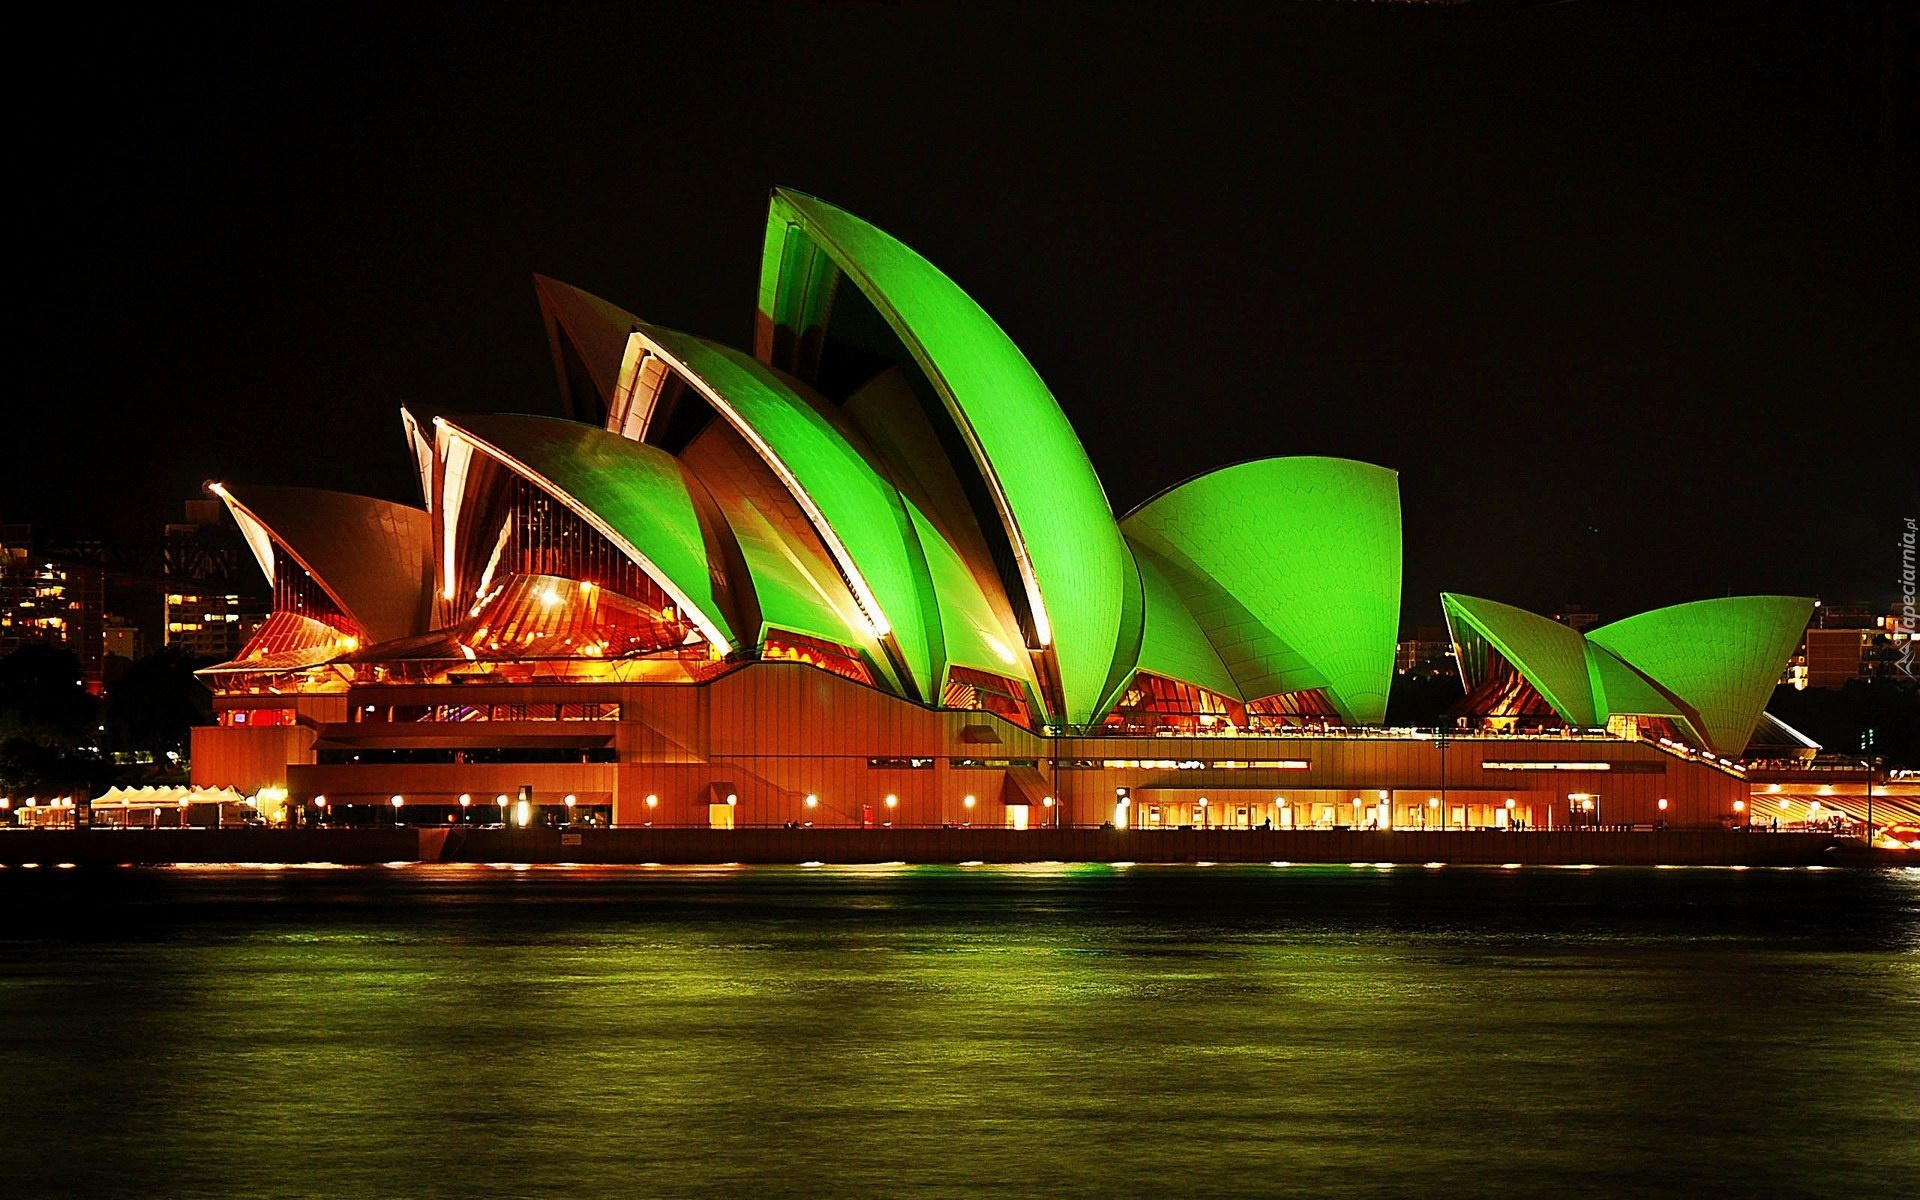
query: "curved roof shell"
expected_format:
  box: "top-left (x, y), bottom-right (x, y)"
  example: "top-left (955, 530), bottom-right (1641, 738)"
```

top-left (755, 188), bottom-right (1133, 725)
top-left (1128, 541), bottom-right (1241, 701)
top-left (1585, 642), bottom-right (1686, 725)
top-left (1588, 596), bottom-right (1813, 757)
top-left (625, 323), bottom-right (939, 698)
top-left (1441, 593), bottom-right (1600, 727)
top-left (533, 274), bottom-right (641, 428)
top-left (835, 367), bottom-right (1038, 690)
top-left (1442, 591), bottom-right (1811, 756)
top-left (1122, 457), bottom-right (1401, 726)
top-left (435, 413), bottom-right (741, 653)
top-left (902, 503), bottom-right (1036, 688)
top-left (210, 482), bottom-right (432, 646)
top-left (674, 417), bottom-right (889, 669)
top-left (627, 322), bottom-right (1041, 704)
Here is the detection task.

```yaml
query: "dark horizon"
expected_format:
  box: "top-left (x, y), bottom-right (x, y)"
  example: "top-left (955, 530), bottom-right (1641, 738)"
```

top-left (15, 1), bottom-right (1917, 631)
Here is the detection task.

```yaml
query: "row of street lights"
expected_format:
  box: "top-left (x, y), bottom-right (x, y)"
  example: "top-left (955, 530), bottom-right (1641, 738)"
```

top-left (308, 791), bottom-right (576, 827)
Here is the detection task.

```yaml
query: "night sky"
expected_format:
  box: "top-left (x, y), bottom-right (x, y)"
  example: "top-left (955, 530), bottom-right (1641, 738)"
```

top-left (16, 1), bottom-right (1917, 632)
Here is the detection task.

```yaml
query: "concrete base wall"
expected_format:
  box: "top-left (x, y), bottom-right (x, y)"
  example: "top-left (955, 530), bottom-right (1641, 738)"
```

top-left (437, 827), bottom-right (1850, 867)
top-left (0, 827), bottom-right (1871, 868)
top-left (0, 828), bottom-right (421, 866)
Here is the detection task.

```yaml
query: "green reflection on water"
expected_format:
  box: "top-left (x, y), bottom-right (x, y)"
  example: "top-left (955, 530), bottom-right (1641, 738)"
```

top-left (1, 865), bottom-right (1915, 1199)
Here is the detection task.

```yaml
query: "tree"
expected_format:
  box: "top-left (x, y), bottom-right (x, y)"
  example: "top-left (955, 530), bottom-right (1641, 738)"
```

top-left (0, 644), bottom-right (103, 794)
top-left (0, 643), bottom-right (96, 738)
top-left (104, 646), bottom-right (212, 758)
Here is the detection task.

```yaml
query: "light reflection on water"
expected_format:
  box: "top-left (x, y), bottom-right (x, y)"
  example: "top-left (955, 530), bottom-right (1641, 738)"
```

top-left (1, 865), bottom-right (1915, 1199)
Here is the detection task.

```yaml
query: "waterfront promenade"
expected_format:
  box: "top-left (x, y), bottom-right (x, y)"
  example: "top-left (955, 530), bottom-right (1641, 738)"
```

top-left (0, 826), bottom-right (1890, 868)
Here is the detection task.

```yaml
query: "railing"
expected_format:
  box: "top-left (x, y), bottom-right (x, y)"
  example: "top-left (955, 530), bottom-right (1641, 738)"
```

top-left (1639, 736), bottom-right (1747, 777)
top-left (1046, 724), bottom-right (1640, 742)
top-left (48, 820), bottom-right (1779, 835)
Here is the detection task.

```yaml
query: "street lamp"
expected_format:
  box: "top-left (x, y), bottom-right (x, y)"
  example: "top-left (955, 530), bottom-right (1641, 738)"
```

top-left (564, 794), bottom-right (577, 825)
top-left (645, 793), bottom-right (659, 826)
top-left (1429, 796), bottom-right (1441, 831)
top-left (459, 794), bottom-right (471, 822)
top-left (1043, 794), bottom-right (1056, 828)
top-left (391, 795), bottom-right (404, 825)
top-left (884, 794), bottom-right (898, 826)
top-left (963, 794), bottom-right (975, 826)
top-left (1863, 757), bottom-right (1876, 845)
top-left (496, 795), bottom-right (510, 827)
top-left (1568, 793), bottom-right (1597, 828)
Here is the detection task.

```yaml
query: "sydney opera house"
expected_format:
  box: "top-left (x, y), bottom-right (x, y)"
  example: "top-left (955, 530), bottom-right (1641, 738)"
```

top-left (191, 189), bottom-right (1814, 833)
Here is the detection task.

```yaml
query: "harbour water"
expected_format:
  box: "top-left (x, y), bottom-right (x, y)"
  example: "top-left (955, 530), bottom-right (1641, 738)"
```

top-left (2, 863), bottom-right (1915, 1198)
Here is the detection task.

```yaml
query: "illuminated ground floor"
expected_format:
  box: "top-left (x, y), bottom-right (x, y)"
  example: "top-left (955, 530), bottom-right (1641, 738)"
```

top-left (1739, 771), bottom-right (1920, 846)
top-left (187, 661), bottom-right (1771, 834)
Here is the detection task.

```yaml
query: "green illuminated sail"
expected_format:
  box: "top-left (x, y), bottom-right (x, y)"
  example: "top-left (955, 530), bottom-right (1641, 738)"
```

top-left (1439, 590), bottom-right (1812, 756)
top-left (626, 324), bottom-right (939, 700)
top-left (755, 188), bottom-right (1133, 725)
top-left (1126, 458), bottom-right (1401, 726)
top-left (1128, 539), bottom-right (1242, 701)
top-left (1588, 596), bottom-right (1813, 756)
top-left (442, 413), bottom-right (741, 651)
top-left (1441, 593), bottom-right (1600, 727)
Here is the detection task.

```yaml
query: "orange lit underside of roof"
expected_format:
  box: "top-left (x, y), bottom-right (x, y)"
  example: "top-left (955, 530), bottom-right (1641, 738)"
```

top-left (941, 664), bottom-right (1032, 730)
top-left (206, 611), bottom-right (361, 674)
top-left (1105, 672), bottom-right (1339, 734)
top-left (763, 630), bottom-right (874, 686)
top-left (463, 573), bottom-right (703, 660)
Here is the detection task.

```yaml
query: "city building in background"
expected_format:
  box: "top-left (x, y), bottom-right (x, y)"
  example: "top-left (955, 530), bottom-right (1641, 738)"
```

top-left (1, 521), bottom-right (106, 688)
top-left (1394, 627), bottom-right (1452, 678)
top-left (165, 500), bottom-right (255, 588)
top-left (1785, 602), bottom-right (1914, 689)
top-left (164, 588), bottom-right (268, 659)
top-left (1553, 604), bottom-right (1600, 633)
top-left (101, 615), bottom-right (143, 663)
top-left (5, 501), bottom-right (272, 673)
top-left (188, 190), bottom-right (1823, 833)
